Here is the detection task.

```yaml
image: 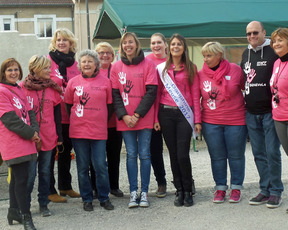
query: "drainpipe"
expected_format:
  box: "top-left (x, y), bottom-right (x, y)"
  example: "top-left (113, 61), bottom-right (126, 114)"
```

top-left (86, 0), bottom-right (91, 49)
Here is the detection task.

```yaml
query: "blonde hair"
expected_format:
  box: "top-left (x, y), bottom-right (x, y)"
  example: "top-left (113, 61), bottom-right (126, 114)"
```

top-left (119, 32), bottom-right (141, 59)
top-left (95, 42), bottom-right (115, 60)
top-left (202, 42), bottom-right (224, 59)
top-left (49, 28), bottom-right (77, 53)
top-left (29, 55), bottom-right (51, 75)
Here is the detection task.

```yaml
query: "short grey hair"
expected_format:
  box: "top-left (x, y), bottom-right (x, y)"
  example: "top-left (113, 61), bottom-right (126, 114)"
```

top-left (78, 49), bottom-right (101, 72)
top-left (201, 41), bottom-right (225, 59)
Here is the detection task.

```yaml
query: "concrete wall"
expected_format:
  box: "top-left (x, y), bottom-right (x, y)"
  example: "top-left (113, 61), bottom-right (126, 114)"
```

top-left (0, 31), bottom-right (51, 77)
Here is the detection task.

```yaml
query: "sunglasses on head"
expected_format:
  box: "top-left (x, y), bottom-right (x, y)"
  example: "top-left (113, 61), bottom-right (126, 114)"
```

top-left (246, 31), bottom-right (259, 36)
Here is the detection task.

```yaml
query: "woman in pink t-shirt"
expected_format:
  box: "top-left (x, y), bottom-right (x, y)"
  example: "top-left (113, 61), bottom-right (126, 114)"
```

top-left (146, 33), bottom-right (168, 198)
top-left (199, 42), bottom-right (247, 204)
top-left (64, 49), bottom-right (114, 212)
top-left (110, 32), bottom-right (158, 208)
top-left (48, 28), bottom-right (81, 202)
top-left (21, 55), bottom-right (62, 217)
top-left (0, 58), bottom-right (40, 229)
top-left (90, 42), bottom-right (124, 198)
top-left (270, 28), bottom-right (288, 156)
top-left (155, 34), bottom-right (201, 207)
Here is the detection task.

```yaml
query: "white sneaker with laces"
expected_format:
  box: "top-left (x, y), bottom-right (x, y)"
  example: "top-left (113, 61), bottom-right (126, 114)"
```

top-left (128, 191), bottom-right (139, 208)
top-left (139, 192), bottom-right (149, 207)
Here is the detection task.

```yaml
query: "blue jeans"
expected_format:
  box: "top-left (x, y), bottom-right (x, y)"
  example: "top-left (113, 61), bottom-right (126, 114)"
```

top-left (27, 150), bottom-right (52, 207)
top-left (202, 122), bottom-right (247, 191)
top-left (122, 129), bottom-right (152, 193)
top-left (72, 138), bottom-right (110, 203)
top-left (246, 111), bottom-right (283, 196)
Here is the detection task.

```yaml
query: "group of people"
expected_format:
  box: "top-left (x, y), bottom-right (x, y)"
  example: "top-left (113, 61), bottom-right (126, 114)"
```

top-left (0, 20), bottom-right (288, 230)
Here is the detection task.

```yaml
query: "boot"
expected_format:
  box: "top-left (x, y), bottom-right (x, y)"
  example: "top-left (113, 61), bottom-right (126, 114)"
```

top-left (22, 212), bottom-right (36, 230)
top-left (7, 208), bottom-right (22, 225)
top-left (184, 192), bottom-right (194, 207)
top-left (174, 190), bottom-right (184, 207)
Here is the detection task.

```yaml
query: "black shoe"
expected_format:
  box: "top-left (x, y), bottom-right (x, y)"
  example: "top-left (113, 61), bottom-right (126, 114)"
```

top-left (22, 212), bottom-right (36, 230)
top-left (39, 206), bottom-right (51, 217)
top-left (184, 192), bottom-right (194, 207)
top-left (100, 200), bottom-right (114, 210)
top-left (174, 191), bottom-right (184, 207)
top-left (7, 208), bottom-right (22, 225)
top-left (83, 202), bottom-right (94, 211)
top-left (110, 189), bottom-right (124, 197)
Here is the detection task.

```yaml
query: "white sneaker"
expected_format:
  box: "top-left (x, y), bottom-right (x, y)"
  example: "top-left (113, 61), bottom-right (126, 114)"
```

top-left (128, 191), bottom-right (139, 208)
top-left (139, 192), bottom-right (149, 208)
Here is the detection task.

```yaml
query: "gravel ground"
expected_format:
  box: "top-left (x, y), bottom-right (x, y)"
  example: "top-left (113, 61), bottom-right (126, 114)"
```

top-left (1, 140), bottom-right (288, 230)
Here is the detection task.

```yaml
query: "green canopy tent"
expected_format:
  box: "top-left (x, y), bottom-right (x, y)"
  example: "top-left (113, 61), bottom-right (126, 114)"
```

top-left (93, 0), bottom-right (288, 41)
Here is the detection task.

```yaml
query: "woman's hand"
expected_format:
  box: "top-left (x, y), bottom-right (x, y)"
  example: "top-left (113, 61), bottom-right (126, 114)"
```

top-left (123, 115), bottom-right (138, 128)
top-left (57, 142), bottom-right (63, 146)
top-left (154, 122), bottom-right (161, 131)
top-left (31, 131), bottom-right (41, 143)
top-left (194, 123), bottom-right (202, 134)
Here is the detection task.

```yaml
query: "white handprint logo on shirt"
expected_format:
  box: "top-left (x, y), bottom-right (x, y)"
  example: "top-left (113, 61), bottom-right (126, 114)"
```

top-left (122, 92), bottom-right (129, 106)
top-left (13, 97), bottom-right (22, 109)
top-left (55, 69), bottom-right (63, 79)
top-left (118, 72), bottom-right (126, 85)
top-left (75, 104), bottom-right (84, 117)
top-left (246, 69), bottom-right (256, 83)
top-left (207, 98), bottom-right (216, 110)
top-left (75, 86), bottom-right (83, 96)
top-left (27, 96), bottom-right (34, 109)
top-left (244, 62), bottom-right (251, 75)
top-left (203, 81), bottom-right (211, 92)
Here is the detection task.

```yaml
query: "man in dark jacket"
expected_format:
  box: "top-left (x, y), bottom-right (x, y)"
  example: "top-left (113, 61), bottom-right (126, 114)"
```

top-left (240, 21), bottom-right (283, 208)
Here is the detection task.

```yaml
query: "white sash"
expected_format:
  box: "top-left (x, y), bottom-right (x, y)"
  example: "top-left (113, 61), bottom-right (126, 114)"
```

top-left (157, 62), bottom-right (196, 139)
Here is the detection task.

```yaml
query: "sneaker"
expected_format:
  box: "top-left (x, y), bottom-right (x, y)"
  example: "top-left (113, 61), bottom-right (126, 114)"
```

top-left (229, 189), bottom-right (241, 203)
top-left (156, 185), bottom-right (167, 198)
top-left (128, 191), bottom-right (139, 208)
top-left (213, 190), bottom-right (226, 203)
top-left (139, 192), bottom-right (149, 208)
top-left (39, 206), bottom-right (51, 217)
top-left (266, 195), bottom-right (282, 209)
top-left (249, 193), bottom-right (269, 205)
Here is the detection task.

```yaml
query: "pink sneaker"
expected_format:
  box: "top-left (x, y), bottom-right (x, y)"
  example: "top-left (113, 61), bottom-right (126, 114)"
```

top-left (229, 189), bottom-right (241, 203)
top-left (213, 190), bottom-right (226, 203)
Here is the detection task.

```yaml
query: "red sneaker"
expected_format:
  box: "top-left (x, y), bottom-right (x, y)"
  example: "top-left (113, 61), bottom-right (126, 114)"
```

top-left (213, 190), bottom-right (226, 203)
top-left (229, 189), bottom-right (241, 203)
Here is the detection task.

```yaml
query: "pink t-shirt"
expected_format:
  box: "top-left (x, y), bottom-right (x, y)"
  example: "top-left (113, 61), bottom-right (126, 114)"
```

top-left (155, 64), bottom-right (201, 124)
top-left (270, 58), bottom-right (288, 121)
top-left (0, 84), bottom-right (37, 160)
top-left (20, 83), bottom-right (62, 151)
top-left (110, 58), bottom-right (158, 131)
top-left (48, 55), bottom-right (80, 124)
top-left (199, 62), bottom-right (245, 125)
top-left (64, 74), bottom-right (112, 140)
top-left (100, 67), bottom-right (117, 128)
top-left (146, 53), bottom-right (167, 66)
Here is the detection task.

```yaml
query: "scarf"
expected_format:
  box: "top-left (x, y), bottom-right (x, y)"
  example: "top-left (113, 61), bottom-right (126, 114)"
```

top-left (121, 49), bottom-right (145, 65)
top-left (202, 59), bottom-right (231, 100)
top-left (49, 50), bottom-right (76, 82)
top-left (23, 74), bottom-right (62, 94)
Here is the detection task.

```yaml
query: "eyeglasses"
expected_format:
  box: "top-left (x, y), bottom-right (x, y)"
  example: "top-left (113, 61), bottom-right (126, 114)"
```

top-left (246, 31), bottom-right (259, 36)
top-left (98, 52), bottom-right (113, 56)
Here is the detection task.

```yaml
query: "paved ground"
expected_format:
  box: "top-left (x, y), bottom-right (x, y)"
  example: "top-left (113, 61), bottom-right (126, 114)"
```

top-left (1, 140), bottom-right (288, 230)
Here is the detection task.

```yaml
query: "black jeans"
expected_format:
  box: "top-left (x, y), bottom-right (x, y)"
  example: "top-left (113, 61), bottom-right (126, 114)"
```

top-left (150, 129), bottom-right (166, 186)
top-left (159, 106), bottom-right (193, 192)
top-left (10, 161), bottom-right (30, 214)
top-left (91, 127), bottom-right (123, 190)
top-left (50, 124), bottom-right (73, 194)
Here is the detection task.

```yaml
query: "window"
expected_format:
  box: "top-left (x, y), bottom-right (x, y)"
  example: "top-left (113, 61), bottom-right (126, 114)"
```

top-left (34, 15), bottom-right (56, 37)
top-left (0, 16), bottom-right (15, 31)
